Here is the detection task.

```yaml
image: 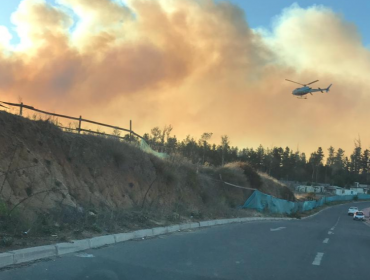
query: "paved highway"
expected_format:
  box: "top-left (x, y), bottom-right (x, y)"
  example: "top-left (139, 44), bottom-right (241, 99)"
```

top-left (1, 202), bottom-right (370, 280)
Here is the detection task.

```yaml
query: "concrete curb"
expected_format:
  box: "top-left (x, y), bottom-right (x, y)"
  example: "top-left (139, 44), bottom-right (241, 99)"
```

top-left (89, 235), bottom-right (115, 249)
top-left (55, 240), bottom-right (90, 256)
top-left (0, 212), bottom-right (333, 269)
top-left (10, 245), bottom-right (57, 265)
top-left (0, 253), bottom-right (14, 268)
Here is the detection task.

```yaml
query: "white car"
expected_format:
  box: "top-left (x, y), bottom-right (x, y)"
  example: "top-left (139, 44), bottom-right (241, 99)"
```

top-left (348, 207), bottom-right (358, 216)
top-left (353, 211), bottom-right (365, 221)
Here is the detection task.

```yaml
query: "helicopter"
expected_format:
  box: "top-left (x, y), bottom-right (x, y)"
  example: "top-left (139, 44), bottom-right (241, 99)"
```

top-left (286, 79), bottom-right (332, 99)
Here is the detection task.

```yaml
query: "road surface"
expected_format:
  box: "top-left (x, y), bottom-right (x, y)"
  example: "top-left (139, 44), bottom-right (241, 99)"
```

top-left (1, 202), bottom-right (370, 280)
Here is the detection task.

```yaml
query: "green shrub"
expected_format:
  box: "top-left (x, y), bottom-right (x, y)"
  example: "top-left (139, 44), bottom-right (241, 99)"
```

top-left (88, 223), bottom-right (102, 233)
top-left (237, 162), bottom-right (262, 189)
top-left (217, 164), bottom-right (248, 187)
top-left (186, 168), bottom-right (199, 190)
top-left (288, 211), bottom-right (301, 219)
top-left (219, 162), bottom-right (262, 189)
top-left (112, 152), bottom-right (125, 167)
top-left (163, 167), bottom-right (178, 185)
top-left (2, 236), bottom-right (14, 247)
top-left (0, 200), bottom-right (8, 216)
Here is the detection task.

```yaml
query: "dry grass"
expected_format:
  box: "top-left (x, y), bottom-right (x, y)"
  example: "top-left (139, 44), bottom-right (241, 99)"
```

top-left (257, 172), bottom-right (295, 201)
top-left (0, 110), bottom-right (294, 251)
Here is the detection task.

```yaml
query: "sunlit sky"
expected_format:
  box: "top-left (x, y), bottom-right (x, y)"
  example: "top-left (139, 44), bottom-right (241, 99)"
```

top-left (1, 0), bottom-right (369, 45)
top-left (0, 0), bottom-right (369, 155)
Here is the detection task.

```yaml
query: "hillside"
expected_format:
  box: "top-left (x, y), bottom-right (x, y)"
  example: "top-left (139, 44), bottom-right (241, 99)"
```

top-left (0, 111), bottom-right (293, 250)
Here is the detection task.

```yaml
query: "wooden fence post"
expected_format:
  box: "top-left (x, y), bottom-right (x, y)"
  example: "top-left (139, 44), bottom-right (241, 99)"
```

top-left (20, 102), bottom-right (23, 116)
top-left (78, 116), bottom-right (82, 134)
top-left (129, 120), bottom-right (132, 142)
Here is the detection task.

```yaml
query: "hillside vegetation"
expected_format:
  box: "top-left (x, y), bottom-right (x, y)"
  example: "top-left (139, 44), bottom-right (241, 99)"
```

top-left (0, 111), bottom-right (293, 250)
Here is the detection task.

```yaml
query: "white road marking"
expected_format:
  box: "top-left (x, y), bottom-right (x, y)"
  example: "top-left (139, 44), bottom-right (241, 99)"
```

top-left (323, 238), bottom-right (329, 244)
top-left (330, 216), bottom-right (341, 231)
top-left (75, 253), bottom-right (94, 258)
top-left (270, 227), bottom-right (286, 231)
top-left (328, 231), bottom-right (334, 235)
top-left (312, 252), bottom-right (324, 266)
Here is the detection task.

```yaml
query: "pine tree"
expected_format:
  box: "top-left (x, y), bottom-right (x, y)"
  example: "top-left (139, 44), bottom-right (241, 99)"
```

top-left (327, 146), bottom-right (335, 166)
top-left (333, 148), bottom-right (345, 171)
top-left (220, 135), bottom-right (230, 166)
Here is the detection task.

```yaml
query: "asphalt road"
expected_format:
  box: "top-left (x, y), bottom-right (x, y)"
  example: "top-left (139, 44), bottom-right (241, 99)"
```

top-left (1, 202), bottom-right (370, 280)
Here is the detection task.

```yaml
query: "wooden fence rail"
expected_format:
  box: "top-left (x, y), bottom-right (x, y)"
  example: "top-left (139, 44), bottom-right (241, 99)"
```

top-left (0, 101), bottom-right (144, 141)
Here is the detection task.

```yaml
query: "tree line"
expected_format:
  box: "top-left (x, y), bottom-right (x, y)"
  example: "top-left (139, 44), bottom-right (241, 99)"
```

top-left (139, 126), bottom-right (368, 187)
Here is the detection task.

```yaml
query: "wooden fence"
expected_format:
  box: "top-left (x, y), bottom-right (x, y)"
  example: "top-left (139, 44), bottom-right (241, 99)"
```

top-left (0, 101), bottom-right (144, 141)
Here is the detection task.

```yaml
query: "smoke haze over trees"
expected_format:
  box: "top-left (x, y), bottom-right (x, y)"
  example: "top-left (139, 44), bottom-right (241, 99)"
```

top-left (143, 127), bottom-right (369, 187)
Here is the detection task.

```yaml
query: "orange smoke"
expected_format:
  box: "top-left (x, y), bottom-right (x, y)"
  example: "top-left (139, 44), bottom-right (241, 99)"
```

top-left (0, 0), bottom-right (369, 154)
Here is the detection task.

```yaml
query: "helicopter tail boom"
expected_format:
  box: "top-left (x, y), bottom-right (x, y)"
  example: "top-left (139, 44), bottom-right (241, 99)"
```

top-left (325, 84), bottom-right (332, 92)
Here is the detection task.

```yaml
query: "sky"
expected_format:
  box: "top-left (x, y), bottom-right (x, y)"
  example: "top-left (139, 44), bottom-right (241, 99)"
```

top-left (0, 0), bottom-right (369, 155)
top-left (1, 0), bottom-right (370, 46)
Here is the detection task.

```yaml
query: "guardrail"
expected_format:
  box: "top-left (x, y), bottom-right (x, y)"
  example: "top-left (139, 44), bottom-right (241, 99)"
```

top-left (0, 101), bottom-right (143, 141)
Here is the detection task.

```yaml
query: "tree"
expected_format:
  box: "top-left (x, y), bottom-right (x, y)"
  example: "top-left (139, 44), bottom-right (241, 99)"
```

top-left (361, 149), bottom-right (369, 176)
top-left (150, 127), bottom-right (161, 145)
top-left (309, 147), bottom-right (324, 183)
top-left (281, 147), bottom-right (292, 179)
top-left (141, 126), bottom-right (369, 185)
top-left (333, 148), bottom-right (345, 171)
top-left (166, 135), bottom-right (178, 152)
top-left (326, 146), bottom-right (335, 166)
top-left (256, 145), bottom-right (265, 171)
top-left (350, 138), bottom-right (362, 174)
top-left (271, 147), bottom-right (283, 178)
top-left (220, 135), bottom-right (230, 166)
top-left (199, 133), bottom-right (213, 164)
top-left (356, 149), bottom-right (370, 184)
top-left (316, 147), bottom-right (324, 164)
top-left (179, 135), bottom-right (199, 163)
top-left (262, 148), bottom-right (273, 175)
top-left (161, 125), bottom-right (173, 145)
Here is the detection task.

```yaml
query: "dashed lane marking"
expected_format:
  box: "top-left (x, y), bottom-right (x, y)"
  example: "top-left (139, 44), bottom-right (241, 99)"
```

top-left (270, 227), bottom-right (286, 231)
top-left (323, 238), bottom-right (329, 244)
top-left (330, 216), bottom-right (341, 231)
top-left (312, 252), bottom-right (324, 266)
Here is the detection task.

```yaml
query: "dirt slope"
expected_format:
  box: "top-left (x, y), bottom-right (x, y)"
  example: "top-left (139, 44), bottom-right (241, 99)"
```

top-left (0, 111), bottom-right (293, 250)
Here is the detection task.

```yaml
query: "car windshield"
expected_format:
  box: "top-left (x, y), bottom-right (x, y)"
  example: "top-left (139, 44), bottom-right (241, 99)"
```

top-left (356, 212), bottom-right (363, 215)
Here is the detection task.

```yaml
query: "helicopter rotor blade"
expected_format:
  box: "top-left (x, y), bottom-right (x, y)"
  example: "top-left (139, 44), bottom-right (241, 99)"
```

top-left (306, 80), bottom-right (319, 86)
top-left (285, 79), bottom-right (305, 86)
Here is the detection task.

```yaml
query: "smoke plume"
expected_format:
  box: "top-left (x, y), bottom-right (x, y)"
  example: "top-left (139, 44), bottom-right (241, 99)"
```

top-left (0, 0), bottom-right (369, 153)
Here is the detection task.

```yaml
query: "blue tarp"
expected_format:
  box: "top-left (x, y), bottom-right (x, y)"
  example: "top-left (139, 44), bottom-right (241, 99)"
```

top-left (358, 193), bottom-right (370, 200)
top-left (242, 190), bottom-right (370, 214)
